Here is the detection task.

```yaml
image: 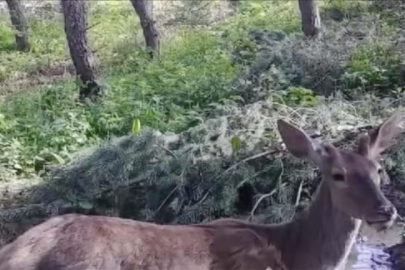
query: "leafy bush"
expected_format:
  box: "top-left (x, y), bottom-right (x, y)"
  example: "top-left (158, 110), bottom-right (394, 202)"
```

top-left (0, 83), bottom-right (98, 180)
top-left (0, 1), bottom-right (308, 181)
top-left (320, 0), bottom-right (369, 21)
top-left (2, 92), bottom-right (400, 230)
top-left (275, 87), bottom-right (317, 107)
top-left (344, 42), bottom-right (403, 97)
top-left (0, 16), bottom-right (14, 52)
top-left (234, 25), bottom-right (364, 103)
top-left (218, 1), bottom-right (300, 67)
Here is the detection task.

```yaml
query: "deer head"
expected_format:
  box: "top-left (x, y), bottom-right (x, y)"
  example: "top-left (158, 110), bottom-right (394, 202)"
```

top-left (277, 112), bottom-right (405, 231)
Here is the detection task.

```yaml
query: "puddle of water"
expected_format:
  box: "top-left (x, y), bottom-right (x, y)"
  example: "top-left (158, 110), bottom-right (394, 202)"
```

top-left (345, 223), bottom-right (404, 270)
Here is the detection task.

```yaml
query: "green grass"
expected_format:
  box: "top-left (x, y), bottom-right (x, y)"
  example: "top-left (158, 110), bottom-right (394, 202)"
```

top-left (1, 0), bottom-right (402, 182)
top-left (0, 2), bottom-right (143, 83)
top-left (0, 1), bottom-right (305, 181)
top-left (343, 19), bottom-right (402, 96)
top-left (319, 0), bottom-right (369, 18)
top-left (0, 12), bottom-right (66, 82)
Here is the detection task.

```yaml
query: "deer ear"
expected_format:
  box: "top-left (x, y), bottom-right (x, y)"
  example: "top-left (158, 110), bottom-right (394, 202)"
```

top-left (277, 120), bottom-right (315, 158)
top-left (367, 111), bottom-right (405, 159)
top-left (277, 120), bottom-right (336, 167)
top-left (277, 119), bottom-right (339, 168)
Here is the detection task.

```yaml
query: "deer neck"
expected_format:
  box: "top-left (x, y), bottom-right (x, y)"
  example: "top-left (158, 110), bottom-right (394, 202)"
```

top-left (261, 180), bottom-right (362, 270)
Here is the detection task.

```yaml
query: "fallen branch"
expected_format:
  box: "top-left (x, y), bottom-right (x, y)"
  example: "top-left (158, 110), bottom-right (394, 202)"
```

top-left (295, 180), bottom-right (304, 207)
top-left (85, 22), bottom-right (101, 31)
top-left (250, 160), bottom-right (285, 220)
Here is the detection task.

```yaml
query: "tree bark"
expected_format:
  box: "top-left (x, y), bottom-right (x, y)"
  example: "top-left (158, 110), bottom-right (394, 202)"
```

top-left (5, 0), bottom-right (29, 51)
top-left (130, 0), bottom-right (160, 56)
top-left (298, 0), bottom-right (321, 37)
top-left (61, 0), bottom-right (102, 101)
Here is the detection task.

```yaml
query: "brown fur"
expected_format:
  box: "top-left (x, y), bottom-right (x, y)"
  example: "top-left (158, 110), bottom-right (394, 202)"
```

top-left (0, 214), bottom-right (285, 270)
top-left (0, 112), bottom-right (404, 270)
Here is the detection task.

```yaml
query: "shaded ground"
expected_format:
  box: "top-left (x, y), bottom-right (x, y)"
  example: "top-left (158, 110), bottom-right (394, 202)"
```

top-left (0, 62), bottom-right (75, 96)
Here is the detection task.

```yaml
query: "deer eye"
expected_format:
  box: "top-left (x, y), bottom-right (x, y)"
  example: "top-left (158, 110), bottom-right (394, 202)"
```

top-left (377, 168), bottom-right (383, 175)
top-left (332, 173), bottom-right (345, 182)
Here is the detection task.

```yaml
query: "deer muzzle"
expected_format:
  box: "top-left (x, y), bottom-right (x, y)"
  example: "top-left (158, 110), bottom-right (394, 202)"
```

top-left (365, 204), bottom-right (398, 231)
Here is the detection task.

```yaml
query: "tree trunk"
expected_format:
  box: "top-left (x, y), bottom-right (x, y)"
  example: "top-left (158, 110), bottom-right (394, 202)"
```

top-left (6, 0), bottom-right (29, 51)
top-left (298, 0), bottom-right (321, 37)
top-left (130, 0), bottom-right (160, 56)
top-left (61, 0), bottom-right (102, 101)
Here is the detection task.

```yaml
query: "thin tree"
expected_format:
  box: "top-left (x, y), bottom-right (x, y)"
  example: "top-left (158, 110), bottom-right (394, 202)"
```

top-left (130, 0), bottom-right (160, 56)
top-left (298, 0), bottom-right (321, 37)
top-left (61, 0), bottom-right (102, 101)
top-left (6, 0), bottom-right (29, 51)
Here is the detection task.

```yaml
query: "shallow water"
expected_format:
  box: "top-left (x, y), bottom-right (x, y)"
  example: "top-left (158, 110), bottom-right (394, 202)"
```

top-left (345, 223), bottom-right (404, 270)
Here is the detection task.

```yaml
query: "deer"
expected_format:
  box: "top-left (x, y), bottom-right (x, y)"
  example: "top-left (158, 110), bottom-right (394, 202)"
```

top-left (0, 112), bottom-right (403, 270)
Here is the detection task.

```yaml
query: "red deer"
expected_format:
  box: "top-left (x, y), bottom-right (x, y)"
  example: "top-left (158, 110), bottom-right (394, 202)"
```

top-left (0, 112), bottom-right (403, 270)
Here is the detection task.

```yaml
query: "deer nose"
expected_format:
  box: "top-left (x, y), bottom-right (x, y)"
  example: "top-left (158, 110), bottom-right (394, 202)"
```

top-left (375, 204), bottom-right (397, 219)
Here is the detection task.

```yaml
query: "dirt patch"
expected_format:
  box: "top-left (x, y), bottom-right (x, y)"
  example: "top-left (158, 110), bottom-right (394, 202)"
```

top-left (27, 62), bottom-right (75, 78)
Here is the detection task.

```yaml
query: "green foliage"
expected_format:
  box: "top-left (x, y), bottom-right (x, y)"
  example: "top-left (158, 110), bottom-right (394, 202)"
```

top-left (344, 43), bottom-right (403, 96)
top-left (0, 16), bottom-right (14, 52)
top-left (234, 23), bottom-right (367, 102)
top-left (231, 136), bottom-right (242, 156)
top-left (0, 0), bottom-right (399, 182)
top-left (0, 2), bottom-right (140, 84)
top-left (28, 17), bottom-right (65, 57)
top-left (320, 0), bottom-right (369, 20)
top-left (217, 1), bottom-right (300, 66)
top-left (384, 140), bottom-right (405, 190)
top-left (0, 14), bottom-right (66, 83)
top-left (132, 119), bottom-right (141, 135)
top-left (236, 1), bottom-right (300, 33)
top-left (369, 0), bottom-right (405, 26)
top-left (0, 0), bottom-right (307, 182)
top-left (129, 30), bottom-right (237, 110)
top-left (6, 92), bottom-right (395, 227)
top-left (0, 83), bottom-right (98, 180)
top-left (88, 1), bottom-right (141, 68)
top-left (0, 3), bottom-right (240, 181)
top-left (276, 87), bottom-right (317, 107)
top-left (33, 127), bottom-right (310, 225)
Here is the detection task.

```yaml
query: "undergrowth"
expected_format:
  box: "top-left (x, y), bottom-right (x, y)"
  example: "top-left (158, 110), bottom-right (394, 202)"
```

top-left (0, 1), bottom-right (304, 181)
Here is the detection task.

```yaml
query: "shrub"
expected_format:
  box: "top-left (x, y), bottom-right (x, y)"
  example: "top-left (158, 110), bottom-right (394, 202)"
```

top-left (344, 42), bottom-right (403, 97)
